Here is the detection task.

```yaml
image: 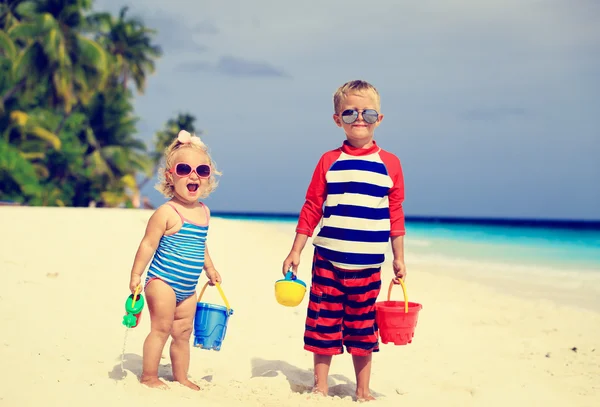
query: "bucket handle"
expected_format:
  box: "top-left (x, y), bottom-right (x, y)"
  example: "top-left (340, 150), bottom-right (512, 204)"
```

top-left (198, 281), bottom-right (231, 312)
top-left (387, 279), bottom-right (409, 314)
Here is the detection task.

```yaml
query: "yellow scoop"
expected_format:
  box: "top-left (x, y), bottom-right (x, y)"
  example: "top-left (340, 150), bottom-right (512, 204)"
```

top-left (274, 271), bottom-right (307, 307)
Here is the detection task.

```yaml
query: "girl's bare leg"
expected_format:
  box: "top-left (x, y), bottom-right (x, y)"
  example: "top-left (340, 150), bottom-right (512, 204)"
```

top-left (140, 280), bottom-right (176, 389)
top-left (170, 293), bottom-right (200, 390)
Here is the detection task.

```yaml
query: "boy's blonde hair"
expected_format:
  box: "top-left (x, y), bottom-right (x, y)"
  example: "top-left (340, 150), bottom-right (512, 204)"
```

top-left (333, 80), bottom-right (381, 113)
top-left (155, 131), bottom-right (222, 199)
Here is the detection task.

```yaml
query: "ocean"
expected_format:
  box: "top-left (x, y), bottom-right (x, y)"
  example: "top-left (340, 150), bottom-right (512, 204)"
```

top-left (212, 213), bottom-right (600, 273)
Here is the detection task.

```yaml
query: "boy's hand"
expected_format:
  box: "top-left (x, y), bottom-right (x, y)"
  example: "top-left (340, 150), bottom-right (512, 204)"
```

top-left (129, 275), bottom-right (141, 293)
top-left (205, 267), bottom-right (222, 286)
top-left (392, 259), bottom-right (407, 284)
top-left (282, 250), bottom-right (301, 276)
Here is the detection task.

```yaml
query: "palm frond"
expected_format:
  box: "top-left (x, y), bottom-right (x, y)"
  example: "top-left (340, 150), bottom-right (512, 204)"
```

top-left (0, 138), bottom-right (42, 197)
top-left (30, 126), bottom-right (61, 149)
top-left (14, 1), bottom-right (38, 20)
top-left (8, 21), bottom-right (42, 40)
top-left (0, 31), bottom-right (17, 60)
top-left (8, 110), bottom-right (62, 149)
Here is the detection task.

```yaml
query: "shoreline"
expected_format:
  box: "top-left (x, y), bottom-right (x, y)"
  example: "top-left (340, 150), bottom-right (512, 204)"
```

top-left (5, 204), bottom-right (599, 229)
top-left (5, 206), bottom-right (597, 310)
top-left (207, 213), bottom-right (600, 312)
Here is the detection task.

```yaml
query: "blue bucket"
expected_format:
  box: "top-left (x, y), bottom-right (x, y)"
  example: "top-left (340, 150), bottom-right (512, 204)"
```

top-left (193, 282), bottom-right (233, 351)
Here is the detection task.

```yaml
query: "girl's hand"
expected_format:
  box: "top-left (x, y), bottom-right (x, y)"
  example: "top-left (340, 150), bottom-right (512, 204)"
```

top-left (205, 268), bottom-right (222, 286)
top-left (129, 275), bottom-right (141, 293)
top-left (392, 259), bottom-right (407, 284)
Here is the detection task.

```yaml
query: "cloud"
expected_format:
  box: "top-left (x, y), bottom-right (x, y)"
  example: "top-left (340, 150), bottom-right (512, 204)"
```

top-left (174, 61), bottom-right (213, 73)
top-left (193, 20), bottom-right (219, 35)
top-left (216, 56), bottom-right (289, 78)
top-left (460, 107), bottom-right (529, 121)
top-left (175, 56), bottom-right (290, 78)
top-left (140, 11), bottom-right (211, 54)
top-left (92, 2), bottom-right (210, 53)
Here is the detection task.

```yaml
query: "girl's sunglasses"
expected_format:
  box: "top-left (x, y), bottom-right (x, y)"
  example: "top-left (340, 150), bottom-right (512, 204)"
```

top-left (340, 109), bottom-right (379, 124)
top-left (169, 163), bottom-right (211, 178)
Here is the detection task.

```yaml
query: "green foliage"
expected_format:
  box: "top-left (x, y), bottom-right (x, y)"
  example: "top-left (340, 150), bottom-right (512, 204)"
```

top-left (91, 6), bottom-right (163, 94)
top-left (0, 0), bottom-right (194, 207)
top-left (0, 138), bottom-right (42, 201)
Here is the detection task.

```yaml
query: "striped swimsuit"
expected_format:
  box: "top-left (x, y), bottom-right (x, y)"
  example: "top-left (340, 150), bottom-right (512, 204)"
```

top-left (145, 203), bottom-right (209, 303)
top-left (296, 140), bottom-right (405, 355)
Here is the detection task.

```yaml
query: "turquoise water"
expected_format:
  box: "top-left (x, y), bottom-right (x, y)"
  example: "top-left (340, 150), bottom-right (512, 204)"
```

top-left (405, 223), bottom-right (600, 270)
top-left (213, 214), bottom-right (600, 271)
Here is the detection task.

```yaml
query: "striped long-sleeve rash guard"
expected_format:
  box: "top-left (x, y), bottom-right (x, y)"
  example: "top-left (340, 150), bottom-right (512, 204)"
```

top-left (296, 140), bottom-right (406, 269)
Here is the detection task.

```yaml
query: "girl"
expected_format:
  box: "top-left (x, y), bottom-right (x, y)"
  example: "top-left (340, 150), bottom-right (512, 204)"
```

top-left (128, 130), bottom-right (222, 390)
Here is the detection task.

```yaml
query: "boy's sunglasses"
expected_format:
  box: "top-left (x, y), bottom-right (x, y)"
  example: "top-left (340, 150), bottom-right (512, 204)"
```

top-left (169, 163), bottom-right (211, 178)
top-left (340, 109), bottom-right (379, 124)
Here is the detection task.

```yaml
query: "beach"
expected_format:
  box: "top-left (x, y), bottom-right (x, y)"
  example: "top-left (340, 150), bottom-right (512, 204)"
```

top-left (0, 206), bottom-right (599, 407)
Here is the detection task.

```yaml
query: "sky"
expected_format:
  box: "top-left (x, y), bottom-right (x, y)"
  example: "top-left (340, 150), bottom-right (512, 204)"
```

top-left (94, 0), bottom-right (600, 220)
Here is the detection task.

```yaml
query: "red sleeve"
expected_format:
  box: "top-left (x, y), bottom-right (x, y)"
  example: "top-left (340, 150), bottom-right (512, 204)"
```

top-left (296, 150), bottom-right (340, 236)
top-left (379, 150), bottom-right (406, 236)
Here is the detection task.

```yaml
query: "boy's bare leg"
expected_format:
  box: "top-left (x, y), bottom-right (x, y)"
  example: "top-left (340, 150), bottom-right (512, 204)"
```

top-left (170, 293), bottom-right (200, 390)
top-left (141, 280), bottom-right (176, 389)
top-left (353, 354), bottom-right (375, 401)
top-left (313, 354), bottom-right (332, 395)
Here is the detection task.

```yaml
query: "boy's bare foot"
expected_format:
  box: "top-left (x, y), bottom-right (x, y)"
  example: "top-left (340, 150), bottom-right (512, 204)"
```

top-left (177, 379), bottom-right (201, 391)
top-left (140, 375), bottom-right (169, 389)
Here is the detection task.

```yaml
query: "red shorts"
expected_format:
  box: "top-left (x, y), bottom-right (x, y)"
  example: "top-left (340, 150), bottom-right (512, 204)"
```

top-left (303, 249), bottom-right (382, 356)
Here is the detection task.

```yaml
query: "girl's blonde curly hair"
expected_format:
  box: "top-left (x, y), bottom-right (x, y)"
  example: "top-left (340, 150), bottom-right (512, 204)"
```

top-left (155, 130), bottom-right (222, 199)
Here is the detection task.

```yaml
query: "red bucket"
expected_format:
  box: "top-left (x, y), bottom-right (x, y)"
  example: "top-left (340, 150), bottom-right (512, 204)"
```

top-left (375, 279), bottom-right (422, 345)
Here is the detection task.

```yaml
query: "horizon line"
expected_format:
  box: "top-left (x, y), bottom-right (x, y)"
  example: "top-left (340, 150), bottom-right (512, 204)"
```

top-left (211, 211), bottom-right (600, 230)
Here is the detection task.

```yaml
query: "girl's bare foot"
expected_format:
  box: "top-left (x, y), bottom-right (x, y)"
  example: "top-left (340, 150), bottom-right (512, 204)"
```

top-left (177, 379), bottom-right (201, 391)
top-left (140, 375), bottom-right (169, 389)
top-left (311, 386), bottom-right (328, 396)
top-left (356, 391), bottom-right (376, 402)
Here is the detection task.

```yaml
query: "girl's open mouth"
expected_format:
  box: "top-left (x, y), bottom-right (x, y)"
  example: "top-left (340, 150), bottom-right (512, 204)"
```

top-left (187, 183), bottom-right (199, 192)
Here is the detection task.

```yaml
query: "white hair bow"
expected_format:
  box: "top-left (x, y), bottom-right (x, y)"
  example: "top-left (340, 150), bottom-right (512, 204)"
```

top-left (177, 130), bottom-right (204, 146)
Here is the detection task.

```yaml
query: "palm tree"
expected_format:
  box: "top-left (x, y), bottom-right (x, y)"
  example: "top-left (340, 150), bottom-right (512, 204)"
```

top-left (0, 0), bottom-right (166, 207)
top-left (76, 76), bottom-right (152, 207)
top-left (89, 6), bottom-right (162, 94)
top-left (3, 0), bottom-right (109, 114)
top-left (0, 108), bottom-right (63, 203)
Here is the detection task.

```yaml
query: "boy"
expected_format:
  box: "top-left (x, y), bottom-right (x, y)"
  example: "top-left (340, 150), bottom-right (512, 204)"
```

top-left (282, 80), bottom-right (407, 401)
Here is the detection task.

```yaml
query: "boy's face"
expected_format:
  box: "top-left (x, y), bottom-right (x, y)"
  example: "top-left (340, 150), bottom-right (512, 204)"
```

top-left (333, 91), bottom-right (383, 147)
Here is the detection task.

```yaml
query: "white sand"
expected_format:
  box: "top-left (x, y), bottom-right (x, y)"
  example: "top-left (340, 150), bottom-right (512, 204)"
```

top-left (0, 206), bottom-right (598, 406)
